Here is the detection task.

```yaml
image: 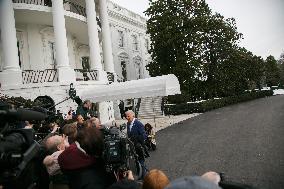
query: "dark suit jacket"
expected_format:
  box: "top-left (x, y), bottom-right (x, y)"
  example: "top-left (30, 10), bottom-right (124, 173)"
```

top-left (127, 119), bottom-right (147, 143)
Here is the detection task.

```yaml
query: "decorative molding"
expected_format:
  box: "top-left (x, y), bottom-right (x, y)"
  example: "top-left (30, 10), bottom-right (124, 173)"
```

top-left (118, 51), bottom-right (129, 59)
top-left (108, 10), bottom-right (147, 30)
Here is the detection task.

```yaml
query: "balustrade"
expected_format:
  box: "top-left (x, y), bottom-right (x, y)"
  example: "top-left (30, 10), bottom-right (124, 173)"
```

top-left (12, 0), bottom-right (51, 6)
top-left (63, 0), bottom-right (86, 17)
top-left (74, 69), bottom-right (98, 81)
top-left (22, 69), bottom-right (57, 84)
top-left (12, 0), bottom-right (87, 18)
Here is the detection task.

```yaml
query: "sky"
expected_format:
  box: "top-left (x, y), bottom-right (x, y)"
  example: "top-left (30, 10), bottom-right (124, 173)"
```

top-left (110, 0), bottom-right (284, 60)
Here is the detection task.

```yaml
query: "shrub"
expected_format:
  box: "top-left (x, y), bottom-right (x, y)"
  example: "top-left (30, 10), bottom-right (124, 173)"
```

top-left (164, 90), bottom-right (273, 115)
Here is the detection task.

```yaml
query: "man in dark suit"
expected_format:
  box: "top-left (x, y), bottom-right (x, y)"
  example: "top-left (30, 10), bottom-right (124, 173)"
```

top-left (125, 110), bottom-right (149, 179)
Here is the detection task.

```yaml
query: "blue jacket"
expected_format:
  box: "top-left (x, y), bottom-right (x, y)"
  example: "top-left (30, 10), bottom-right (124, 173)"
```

top-left (127, 119), bottom-right (147, 142)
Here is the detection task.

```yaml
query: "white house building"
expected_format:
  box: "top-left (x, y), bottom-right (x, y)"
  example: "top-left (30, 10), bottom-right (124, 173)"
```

top-left (0, 0), bottom-right (180, 123)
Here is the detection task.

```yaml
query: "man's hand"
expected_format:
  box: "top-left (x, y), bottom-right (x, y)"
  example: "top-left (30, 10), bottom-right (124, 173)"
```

top-left (123, 170), bottom-right (134, 180)
top-left (51, 123), bottom-right (59, 133)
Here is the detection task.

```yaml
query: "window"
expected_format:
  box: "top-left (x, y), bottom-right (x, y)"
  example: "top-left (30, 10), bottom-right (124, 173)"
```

top-left (48, 41), bottom-right (56, 68)
top-left (16, 32), bottom-right (24, 69)
top-left (81, 56), bottom-right (90, 70)
top-left (118, 53), bottom-right (129, 81)
top-left (132, 35), bottom-right (138, 50)
top-left (118, 30), bottom-right (124, 47)
top-left (121, 60), bottom-right (127, 81)
top-left (145, 39), bottom-right (149, 51)
top-left (134, 57), bottom-right (142, 79)
top-left (17, 41), bottom-right (22, 68)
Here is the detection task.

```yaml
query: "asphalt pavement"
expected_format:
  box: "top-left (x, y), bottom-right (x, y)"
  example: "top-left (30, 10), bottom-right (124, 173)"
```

top-left (146, 95), bottom-right (284, 189)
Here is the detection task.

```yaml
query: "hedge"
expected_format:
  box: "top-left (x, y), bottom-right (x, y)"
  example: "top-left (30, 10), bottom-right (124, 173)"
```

top-left (165, 90), bottom-right (273, 115)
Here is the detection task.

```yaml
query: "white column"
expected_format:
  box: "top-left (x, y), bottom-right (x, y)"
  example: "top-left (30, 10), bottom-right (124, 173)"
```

top-left (85, 0), bottom-right (107, 82)
top-left (99, 0), bottom-right (115, 73)
top-left (51, 0), bottom-right (75, 82)
top-left (0, 0), bottom-right (22, 86)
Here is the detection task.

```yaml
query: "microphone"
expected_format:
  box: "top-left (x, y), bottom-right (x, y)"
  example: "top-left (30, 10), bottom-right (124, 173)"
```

top-left (1, 108), bottom-right (47, 121)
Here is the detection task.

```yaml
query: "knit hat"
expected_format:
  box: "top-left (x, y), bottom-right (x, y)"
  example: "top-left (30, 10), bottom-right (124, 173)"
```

top-left (165, 176), bottom-right (221, 189)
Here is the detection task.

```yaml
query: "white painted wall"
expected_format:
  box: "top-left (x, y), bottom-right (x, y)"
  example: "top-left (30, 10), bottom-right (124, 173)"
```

top-left (27, 24), bottom-right (45, 70)
top-left (0, 0), bottom-right (152, 122)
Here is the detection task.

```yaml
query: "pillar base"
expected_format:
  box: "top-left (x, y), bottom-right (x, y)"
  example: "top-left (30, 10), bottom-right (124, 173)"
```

top-left (96, 70), bottom-right (108, 82)
top-left (0, 70), bottom-right (22, 87)
top-left (57, 67), bottom-right (76, 82)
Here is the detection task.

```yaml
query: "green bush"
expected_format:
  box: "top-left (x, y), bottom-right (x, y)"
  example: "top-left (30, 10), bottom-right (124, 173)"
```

top-left (165, 90), bottom-right (273, 115)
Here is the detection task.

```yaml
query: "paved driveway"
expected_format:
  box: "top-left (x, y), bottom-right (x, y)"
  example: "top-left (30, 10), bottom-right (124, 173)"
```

top-left (146, 95), bottom-right (284, 189)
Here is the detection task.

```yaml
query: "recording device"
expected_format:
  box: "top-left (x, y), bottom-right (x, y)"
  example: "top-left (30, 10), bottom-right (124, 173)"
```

top-left (101, 124), bottom-right (142, 180)
top-left (0, 101), bottom-right (46, 189)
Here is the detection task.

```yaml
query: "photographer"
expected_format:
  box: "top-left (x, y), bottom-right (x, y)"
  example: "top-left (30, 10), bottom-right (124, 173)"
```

top-left (76, 100), bottom-right (93, 120)
top-left (58, 127), bottom-right (115, 189)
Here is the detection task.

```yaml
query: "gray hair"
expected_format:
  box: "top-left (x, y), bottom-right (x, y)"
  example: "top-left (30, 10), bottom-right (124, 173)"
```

top-left (83, 99), bottom-right (91, 104)
top-left (125, 110), bottom-right (135, 116)
top-left (45, 135), bottom-right (62, 154)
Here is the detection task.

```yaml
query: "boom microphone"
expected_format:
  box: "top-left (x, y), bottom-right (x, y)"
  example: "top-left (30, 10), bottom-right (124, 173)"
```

top-left (0, 108), bottom-right (47, 121)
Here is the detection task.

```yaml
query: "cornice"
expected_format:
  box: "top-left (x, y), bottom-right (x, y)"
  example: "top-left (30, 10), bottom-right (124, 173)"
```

top-left (108, 10), bottom-right (147, 30)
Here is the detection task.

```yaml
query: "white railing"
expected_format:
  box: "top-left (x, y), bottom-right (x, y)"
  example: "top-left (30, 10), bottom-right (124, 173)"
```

top-left (12, 0), bottom-right (51, 6)
top-left (63, 0), bottom-right (86, 17)
top-left (22, 69), bottom-right (58, 84)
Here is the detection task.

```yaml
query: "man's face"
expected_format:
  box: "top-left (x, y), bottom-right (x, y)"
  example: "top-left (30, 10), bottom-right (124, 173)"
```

top-left (77, 115), bottom-right (84, 124)
top-left (87, 102), bottom-right (92, 109)
top-left (125, 112), bottom-right (134, 122)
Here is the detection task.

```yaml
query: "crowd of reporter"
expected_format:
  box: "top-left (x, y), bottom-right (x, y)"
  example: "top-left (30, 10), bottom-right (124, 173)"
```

top-left (1, 99), bottom-right (248, 189)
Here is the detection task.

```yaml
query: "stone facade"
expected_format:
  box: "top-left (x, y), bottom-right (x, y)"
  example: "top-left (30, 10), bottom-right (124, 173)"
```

top-left (0, 0), bottom-right (151, 123)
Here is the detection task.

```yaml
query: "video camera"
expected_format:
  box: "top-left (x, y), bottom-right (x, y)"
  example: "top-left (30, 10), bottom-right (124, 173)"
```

top-left (101, 124), bottom-right (142, 180)
top-left (0, 101), bottom-right (47, 189)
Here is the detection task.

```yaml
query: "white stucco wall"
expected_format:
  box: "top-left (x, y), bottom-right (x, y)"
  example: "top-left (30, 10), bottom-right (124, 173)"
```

top-left (27, 24), bottom-right (45, 70)
top-left (0, 0), bottom-right (152, 122)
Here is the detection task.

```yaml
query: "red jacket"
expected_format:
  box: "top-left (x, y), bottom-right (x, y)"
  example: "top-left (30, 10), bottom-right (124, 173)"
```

top-left (58, 143), bottom-right (95, 170)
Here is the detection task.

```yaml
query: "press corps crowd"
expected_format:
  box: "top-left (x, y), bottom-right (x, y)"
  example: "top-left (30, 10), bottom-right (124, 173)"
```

top-left (3, 100), bottom-right (223, 189)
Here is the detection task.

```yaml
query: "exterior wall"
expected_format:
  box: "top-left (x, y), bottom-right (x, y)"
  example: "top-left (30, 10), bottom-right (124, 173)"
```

top-left (67, 34), bottom-right (77, 69)
top-left (27, 24), bottom-right (45, 70)
top-left (1, 23), bottom-right (85, 71)
top-left (0, 0), bottom-right (152, 122)
top-left (107, 0), bottom-right (151, 81)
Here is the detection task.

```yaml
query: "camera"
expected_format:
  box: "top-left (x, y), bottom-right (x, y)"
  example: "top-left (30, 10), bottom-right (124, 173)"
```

top-left (101, 124), bottom-right (142, 180)
top-left (0, 101), bottom-right (46, 189)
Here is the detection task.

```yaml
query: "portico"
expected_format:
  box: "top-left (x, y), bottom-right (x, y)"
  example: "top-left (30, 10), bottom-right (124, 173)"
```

top-left (0, 0), bottom-right (115, 86)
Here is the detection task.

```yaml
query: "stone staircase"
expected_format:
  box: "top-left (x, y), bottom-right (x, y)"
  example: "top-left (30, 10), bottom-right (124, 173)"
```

top-left (114, 113), bottom-right (201, 132)
top-left (138, 96), bottom-right (164, 119)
